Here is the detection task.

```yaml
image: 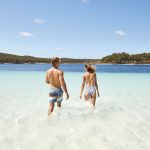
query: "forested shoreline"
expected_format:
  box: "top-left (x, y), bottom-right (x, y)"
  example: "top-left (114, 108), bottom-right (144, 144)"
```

top-left (0, 52), bottom-right (99, 64)
top-left (101, 52), bottom-right (150, 64)
top-left (0, 52), bottom-right (150, 64)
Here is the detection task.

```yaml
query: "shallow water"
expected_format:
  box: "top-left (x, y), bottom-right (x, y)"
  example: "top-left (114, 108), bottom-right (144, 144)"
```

top-left (0, 65), bottom-right (150, 150)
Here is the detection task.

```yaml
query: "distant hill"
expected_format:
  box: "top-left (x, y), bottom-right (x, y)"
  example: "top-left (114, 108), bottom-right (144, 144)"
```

top-left (101, 52), bottom-right (150, 64)
top-left (1, 52), bottom-right (150, 64)
top-left (0, 52), bottom-right (99, 64)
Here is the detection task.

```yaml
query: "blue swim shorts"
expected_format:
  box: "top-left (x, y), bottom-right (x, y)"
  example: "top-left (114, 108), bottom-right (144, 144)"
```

top-left (48, 87), bottom-right (63, 103)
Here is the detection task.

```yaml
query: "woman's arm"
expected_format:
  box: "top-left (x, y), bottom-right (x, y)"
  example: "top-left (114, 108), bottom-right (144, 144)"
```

top-left (95, 74), bottom-right (99, 97)
top-left (80, 75), bottom-right (85, 99)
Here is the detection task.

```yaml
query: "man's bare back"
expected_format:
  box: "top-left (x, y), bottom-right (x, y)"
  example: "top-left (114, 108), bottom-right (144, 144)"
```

top-left (46, 68), bottom-right (63, 88)
top-left (46, 66), bottom-right (68, 98)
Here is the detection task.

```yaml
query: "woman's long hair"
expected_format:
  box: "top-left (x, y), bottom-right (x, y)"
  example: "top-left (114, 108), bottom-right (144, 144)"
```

top-left (85, 64), bottom-right (96, 85)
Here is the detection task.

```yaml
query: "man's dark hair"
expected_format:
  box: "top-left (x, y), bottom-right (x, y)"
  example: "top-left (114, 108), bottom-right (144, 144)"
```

top-left (51, 57), bottom-right (60, 67)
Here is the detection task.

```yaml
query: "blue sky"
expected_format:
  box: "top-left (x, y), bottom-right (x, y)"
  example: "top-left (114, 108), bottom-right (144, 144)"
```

top-left (0, 0), bottom-right (150, 58)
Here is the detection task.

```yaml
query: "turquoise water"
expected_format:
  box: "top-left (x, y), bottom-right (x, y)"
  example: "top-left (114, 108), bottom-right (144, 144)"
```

top-left (0, 65), bottom-right (150, 150)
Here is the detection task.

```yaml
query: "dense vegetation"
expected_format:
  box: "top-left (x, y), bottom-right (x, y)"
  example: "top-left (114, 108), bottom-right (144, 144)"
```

top-left (1, 52), bottom-right (150, 64)
top-left (0, 52), bottom-right (98, 64)
top-left (101, 52), bottom-right (150, 64)
top-left (0, 52), bottom-right (49, 64)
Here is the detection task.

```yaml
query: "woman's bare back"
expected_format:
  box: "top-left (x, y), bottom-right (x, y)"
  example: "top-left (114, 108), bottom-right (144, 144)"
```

top-left (84, 72), bottom-right (96, 87)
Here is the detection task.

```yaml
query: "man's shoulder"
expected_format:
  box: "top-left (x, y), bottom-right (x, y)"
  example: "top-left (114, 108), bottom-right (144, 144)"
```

top-left (58, 69), bottom-right (63, 74)
top-left (47, 68), bottom-right (52, 72)
top-left (47, 67), bottom-right (63, 74)
top-left (47, 68), bottom-right (56, 75)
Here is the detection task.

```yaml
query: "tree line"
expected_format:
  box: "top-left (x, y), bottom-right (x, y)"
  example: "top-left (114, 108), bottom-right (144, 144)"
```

top-left (1, 52), bottom-right (150, 64)
top-left (0, 52), bottom-right (98, 64)
top-left (101, 52), bottom-right (150, 64)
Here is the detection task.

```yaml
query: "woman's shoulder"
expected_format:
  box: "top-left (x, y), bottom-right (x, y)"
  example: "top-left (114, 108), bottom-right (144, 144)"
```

top-left (83, 72), bottom-right (88, 75)
top-left (84, 72), bottom-right (91, 76)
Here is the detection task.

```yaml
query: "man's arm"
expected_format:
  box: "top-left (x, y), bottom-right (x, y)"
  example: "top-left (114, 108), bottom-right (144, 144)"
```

top-left (95, 74), bottom-right (99, 97)
top-left (59, 71), bottom-right (69, 100)
top-left (45, 71), bottom-right (50, 84)
top-left (80, 75), bottom-right (85, 99)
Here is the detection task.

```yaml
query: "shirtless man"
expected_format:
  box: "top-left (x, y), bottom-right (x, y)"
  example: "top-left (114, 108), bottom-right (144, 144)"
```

top-left (45, 57), bottom-right (69, 116)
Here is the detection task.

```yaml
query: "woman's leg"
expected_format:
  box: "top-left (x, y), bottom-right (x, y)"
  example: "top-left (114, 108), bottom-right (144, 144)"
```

top-left (91, 92), bottom-right (96, 109)
top-left (84, 92), bottom-right (90, 101)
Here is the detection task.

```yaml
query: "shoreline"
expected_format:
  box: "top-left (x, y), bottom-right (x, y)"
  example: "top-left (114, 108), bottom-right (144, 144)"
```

top-left (1, 63), bottom-right (150, 65)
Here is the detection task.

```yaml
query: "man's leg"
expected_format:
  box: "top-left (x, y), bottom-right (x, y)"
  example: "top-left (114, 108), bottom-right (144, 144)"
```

top-left (48, 102), bottom-right (55, 116)
top-left (57, 96), bottom-right (63, 109)
top-left (57, 102), bottom-right (61, 108)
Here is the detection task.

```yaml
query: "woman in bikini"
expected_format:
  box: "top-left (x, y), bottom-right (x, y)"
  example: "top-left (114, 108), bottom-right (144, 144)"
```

top-left (80, 64), bottom-right (99, 109)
